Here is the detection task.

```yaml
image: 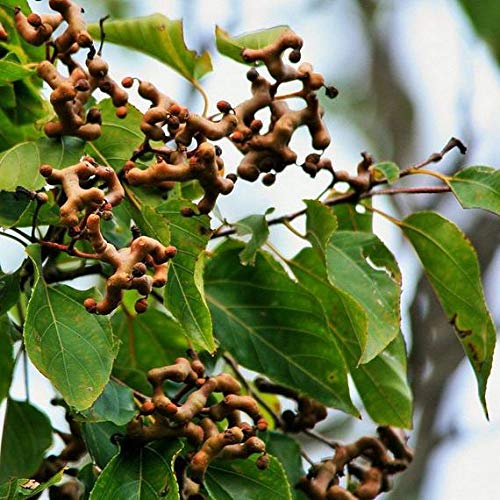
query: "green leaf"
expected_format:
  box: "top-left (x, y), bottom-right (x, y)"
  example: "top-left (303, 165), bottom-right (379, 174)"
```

top-left (0, 57), bottom-right (33, 83)
top-left (205, 455), bottom-right (292, 500)
top-left (304, 199), bottom-right (337, 252)
top-left (89, 99), bottom-right (146, 172)
top-left (216, 25), bottom-right (291, 65)
top-left (0, 192), bottom-right (30, 227)
top-left (369, 161), bottom-right (400, 184)
top-left (290, 248), bottom-right (412, 427)
top-left (123, 200), bottom-right (170, 246)
top-left (81, 421), bottom-right (123, 469)
top-left (0, 137), bottom-right (85, 192)
top-left (205, 242), bottom-right (357, 414)
top-left (78, 463), bottom-right (98, 500)
top-left (0, 399), bottom-right (53, 483)
top-left (89, 440), bottom-right (183, 500)
top-left (75, 380), bottom-right (136, 426)
top-left (258, 432), bottom-right (305, 498)
top-left (326, 231), bottom-right (401, 363)
top-left (447, 166), bottom-right (500, 215)
top-left (401, 211), bottom-right (496, 416)
top-left (111, 308), bottom-right (188, 395)
top-left (88, 15), bottom-right (212, 83)
top-left (0, 316), bottom-right (15, 404)
top-left (157, 199), bottom-right (214, 352)
top-left (331, 200), bottom-right (372, 232)
top-left (0, 266), bottom-right (20, 315)
top-left (234, 210), bottom-right (272, 265)
top-left (24, 245), bottom-right (117, 411)
top-left (0, 469), bottom-right (64, 499)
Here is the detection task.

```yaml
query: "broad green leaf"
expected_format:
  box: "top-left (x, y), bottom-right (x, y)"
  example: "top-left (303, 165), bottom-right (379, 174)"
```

top-left (216, 25), bottom-right (291, 66)
top-left (111, 308), bottom-right (188, 395)
top-left (89, 99), bottom-right (147, 172)
top-left (352, 335), bottom-right (412, 428)
top-left (0, 57), bottom-right (33, 83)
top-left (157, 199), bottom-right (214, 352)
top-left (75, 380), bottom-right (136, 426)
top-left (234, 209), bottom-right (272, 265)
top-left (331, 200), bottom-right (372, 232)
top-left (369, 161), bottom-right (400, 184)
top-left (0, 316), bottom-right (15, 404)
top-left (326, 231), bottom-right (401, 363)
top-left (401, 211), bottom-right (496, 416)
top-left (90, 440), bottom-right (183, 500)
top-left (124, 200), bottom-right (170, 247)
top-left (304, 199), bottom-right (337, 252)
top-left (205, 455), bottom-right (292, 500)
top-left (0, 399), bottom-right (53, 483)
top-left (447, 166), bottom-right (500, 215)
top-left (0, 191), bottom-right (30, 227)
top-left (24, 245), bottom-right (117, 411)
top-left (88, 15), bottom-right (212, 83)
top-left (81, 421), bottom-right (123, 469)
top-left (205, 243), bottom-right (357, 414)
top-left (0, 266), bottom-right (20, 315)
top-left (290, 248), bottom-right (412, 427)
top-left (0, 469), bottom-right (64, 499)
top-left (0, 136), bottom-right (85, 192)
top-left (79, 463), bottom-right (98, 500)
top-left (258, 432), bottom-right (305, 498)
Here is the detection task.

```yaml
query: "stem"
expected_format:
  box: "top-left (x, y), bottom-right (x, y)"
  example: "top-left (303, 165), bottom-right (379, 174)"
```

top-left (362, 185), bottom-right (451, 197)
top-left (192, 80), bottom-right (210, 117)
top-left (110, 375), bottom-right (149, 402)
top-left (283, 219), bottom-right (306, 239)
top-left (0, 231), bottom-right (28, 247)
top-left (10, 227), bottom-right (35, 243)
top-left (364, 204), bottom-right (402, 227)
top-left (406, 168), bottom-right (449, 183)
top-left (44, 263), bottom-right (103, 283)
top-left (223, 353), bottom-right (282, 428)
top-left (303, 429), bottom-right (339, 449)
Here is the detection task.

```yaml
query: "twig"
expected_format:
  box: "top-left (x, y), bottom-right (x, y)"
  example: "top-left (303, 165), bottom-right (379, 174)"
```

top-left (110, 375), bottom-right (149, 402)
top-left (44, 263), bottom-right (103, 283)
top-left (362, 185), bottom-right (451, 197)
top-left (303, 429), bottom-right (339, 449)
top-left (223, 353), bottom-right (282, 428)
top-left (0, 231), bottom-right (28, 247)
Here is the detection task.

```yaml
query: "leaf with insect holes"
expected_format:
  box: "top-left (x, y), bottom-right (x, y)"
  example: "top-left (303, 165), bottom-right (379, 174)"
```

top-left (447, 166), bottom-right (500, 215)
top-left (88, 15), bottom-right (212, 83)
top-left (216, 25), bottom-right (292, 65)
top-left (369, 161), bottom-right (400, 184)
top-left (401, 211), bottom-right (496, 417)
top-left (325, 231), bottom-right (402, 363)
top-left (24, 245), bottom-right (118, 411)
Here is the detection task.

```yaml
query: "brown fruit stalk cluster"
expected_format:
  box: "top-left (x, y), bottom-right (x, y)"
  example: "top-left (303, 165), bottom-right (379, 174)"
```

top-left (40, 155), bottom-right (176, 314)
top-left (297, 427), bottom-right (413, 499)
top-left (15, 0), bottom-right (128, 140)
top-left (255, 376), bottom-right (328, 431)
top-left (230, 29), bottom-right (336, 184)
top-left (122, 77), bottom-right (238, 215)
top-left (126, 355), bottom-right (269, 497)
